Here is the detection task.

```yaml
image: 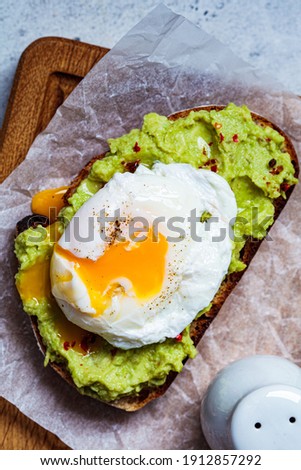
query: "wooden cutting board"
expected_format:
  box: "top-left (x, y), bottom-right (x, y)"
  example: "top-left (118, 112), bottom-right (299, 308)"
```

top-left (0, 37), bottom-right (109, 450)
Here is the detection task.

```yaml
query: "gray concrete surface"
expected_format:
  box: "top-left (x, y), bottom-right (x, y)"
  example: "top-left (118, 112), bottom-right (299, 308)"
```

top-left (1, 0), bottom-right (301, 127)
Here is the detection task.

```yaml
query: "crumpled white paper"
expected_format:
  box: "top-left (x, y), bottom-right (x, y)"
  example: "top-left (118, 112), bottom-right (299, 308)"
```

top-left (1, 4), bottom-right (301, 450)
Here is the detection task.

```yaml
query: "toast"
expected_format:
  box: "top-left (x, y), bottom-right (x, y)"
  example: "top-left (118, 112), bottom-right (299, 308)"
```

top-left (16, 105), bottom-right (299, 411)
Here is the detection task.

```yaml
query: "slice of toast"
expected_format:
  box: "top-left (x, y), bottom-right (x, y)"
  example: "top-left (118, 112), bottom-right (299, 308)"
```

top-left (17, 106), bottom-right (299, 411)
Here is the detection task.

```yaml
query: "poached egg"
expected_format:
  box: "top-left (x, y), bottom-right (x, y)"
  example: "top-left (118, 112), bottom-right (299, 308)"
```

top-left (50, 163), bottom-right (237, 349)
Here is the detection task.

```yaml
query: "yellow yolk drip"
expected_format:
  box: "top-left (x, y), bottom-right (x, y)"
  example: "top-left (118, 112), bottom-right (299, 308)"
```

top-left (31, 186), bottom-right (68, 220)
top-left (16, 259), bottom-right (51, 302)
top-left (54, 310), bottom-right (100, 355)
top-left (16, 258), bottom-right (97, 355)
top-left (55, 231), bottom-right (168, 316)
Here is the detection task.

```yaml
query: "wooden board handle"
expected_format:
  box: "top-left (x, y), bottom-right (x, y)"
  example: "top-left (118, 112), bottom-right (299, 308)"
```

top-left (0, 37), bottom-right (109, 182)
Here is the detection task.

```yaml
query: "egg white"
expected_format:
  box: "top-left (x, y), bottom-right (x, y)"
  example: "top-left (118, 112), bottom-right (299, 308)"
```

top-left (51, 163), bottom-right (237, 349)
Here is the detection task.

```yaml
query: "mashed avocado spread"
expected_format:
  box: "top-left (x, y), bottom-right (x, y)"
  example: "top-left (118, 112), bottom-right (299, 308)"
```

top-left (15, 103), bottom-right (297, 402)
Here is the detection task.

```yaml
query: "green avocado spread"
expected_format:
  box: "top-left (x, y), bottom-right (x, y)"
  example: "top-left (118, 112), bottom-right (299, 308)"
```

top-left (15, 103), bottom-right (298, 403)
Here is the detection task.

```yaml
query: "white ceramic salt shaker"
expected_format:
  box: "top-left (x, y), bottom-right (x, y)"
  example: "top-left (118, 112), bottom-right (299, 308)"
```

top-left (201, 355), bottom-right (301, 450)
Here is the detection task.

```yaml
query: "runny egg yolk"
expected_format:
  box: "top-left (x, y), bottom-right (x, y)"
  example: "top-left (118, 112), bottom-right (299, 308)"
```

top-left (54, 231), bottom-right (168, 316)
top-left (16, 261), bottom-right (98, 355)
top-left (31, 186), bottom-right (68, 220)
top-left (16, 259), bottom-right (51, 302)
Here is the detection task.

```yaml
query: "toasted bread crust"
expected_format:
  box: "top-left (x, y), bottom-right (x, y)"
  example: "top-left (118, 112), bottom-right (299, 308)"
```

top-left (21, 106), bottom-right (299, 411)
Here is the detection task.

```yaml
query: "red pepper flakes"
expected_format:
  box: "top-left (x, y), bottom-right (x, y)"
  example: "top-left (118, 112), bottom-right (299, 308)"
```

top-left (208, 142), bottom-right (213, 147)
top-left (214, 122), bottom-right (222, 129)
top-left (220, 133), bottom-right (224, 143)
top-left (80, 338), bottom-right (89, 353)
top-left (232, 134), bottom-right (239, 143)
top-left (269, 158), bottom-right (276, 168)
top-left (203, 159), bottom-right (217, 167)
top-left (266, 137), bottom-right (271, 142)
top-left (63, 340), bottom-right (76, 350)
top-left (80, 334), bottom-right (96, 353)
top-left (270, 165), bottom-right (284, 175)
top-left (133, 142), bottom-right (141, 152)
top-left (175, 334), bottom-right (183, 342)
top-left (202, 159), bottom-right (218, 172)
top-left (202, 147), bottom-right (207, 156)
top-left (123, 159), bottom-right (140, 173)
top-left (281, 182), bottom-right (290, 192)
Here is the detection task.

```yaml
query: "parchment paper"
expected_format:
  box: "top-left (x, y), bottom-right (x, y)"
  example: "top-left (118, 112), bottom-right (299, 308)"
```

top-left (1, 4), bottom-right (301, 450)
